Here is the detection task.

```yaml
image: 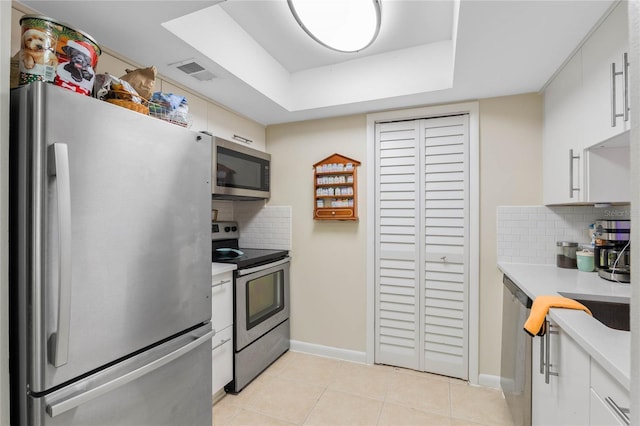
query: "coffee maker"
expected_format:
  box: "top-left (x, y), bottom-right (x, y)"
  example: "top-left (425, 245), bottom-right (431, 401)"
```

top-left (594, 220), bottom-right (630, 283)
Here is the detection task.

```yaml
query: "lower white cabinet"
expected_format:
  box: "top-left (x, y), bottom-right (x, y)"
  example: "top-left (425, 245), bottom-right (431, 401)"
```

top-left (532, 318), bottom-right (590, 426)
top-left (211, 326), bottom-right (233, 394)
top-left (211, 270), bottom-right (234, 396)
top-left (531, 317), bottom-right (631, 426)
top-left (589, 359), bottom-right (630, 426)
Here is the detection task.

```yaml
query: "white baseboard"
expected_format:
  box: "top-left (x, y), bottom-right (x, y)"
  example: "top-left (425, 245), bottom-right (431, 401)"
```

top-left (477, 373), bottom-right (502, 390)
top-left (290, 340), bottom-right (368, 364)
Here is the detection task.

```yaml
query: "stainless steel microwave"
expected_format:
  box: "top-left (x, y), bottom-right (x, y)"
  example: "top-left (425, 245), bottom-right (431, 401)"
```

top-left (211, 136), bottom-right (271, 200)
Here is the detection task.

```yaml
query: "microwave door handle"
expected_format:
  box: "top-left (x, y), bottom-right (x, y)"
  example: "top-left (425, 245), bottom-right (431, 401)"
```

top-left (236, 257), bottom-right (290, 276)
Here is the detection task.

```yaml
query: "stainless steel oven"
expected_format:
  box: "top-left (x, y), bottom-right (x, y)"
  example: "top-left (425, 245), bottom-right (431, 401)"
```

top-left (235, 258), bottom-right (290, 350)
top-left (211, 222), bottom-right (290, 393)
top-left (232, 257), bottom-right (290, 392)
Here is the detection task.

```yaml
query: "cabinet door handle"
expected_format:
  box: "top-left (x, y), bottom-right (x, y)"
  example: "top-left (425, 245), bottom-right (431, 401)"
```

top-left (544, 319), bottom-right (559, 384)
top-left (212, 337), bottom-right (232, 351)
top-left (605, 396), bottom-right (630, 426)
top-left (568, 149), bottom-right (580, 199)
top-left (623, 52), bottom-right (630, 123)
top-left (539, 327), bottom-right (545, 374)
top-left (211, 279), bottom-right (231, 289)
top-left (611, 55), bottom-right (630, 127)
top-left (611, 61), bottom-right (623, 127)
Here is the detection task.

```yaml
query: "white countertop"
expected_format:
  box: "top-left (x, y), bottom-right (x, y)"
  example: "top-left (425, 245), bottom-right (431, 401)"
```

top-left (212, 263), bottom-right (237, 275)
top-left (498, 262), bottom-right (631, 390)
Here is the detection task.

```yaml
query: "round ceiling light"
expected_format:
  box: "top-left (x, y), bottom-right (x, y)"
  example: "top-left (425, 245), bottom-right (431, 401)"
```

top-left (287, 0), bottom-right (382, 53)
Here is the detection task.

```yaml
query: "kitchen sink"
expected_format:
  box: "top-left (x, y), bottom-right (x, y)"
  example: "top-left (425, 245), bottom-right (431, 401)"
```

top-left (558, 293), bottom-right (630, 331)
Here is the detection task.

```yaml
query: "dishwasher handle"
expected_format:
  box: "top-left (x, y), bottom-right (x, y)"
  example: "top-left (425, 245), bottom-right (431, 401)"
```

top-left (502, 275), bottom-right (532, 308)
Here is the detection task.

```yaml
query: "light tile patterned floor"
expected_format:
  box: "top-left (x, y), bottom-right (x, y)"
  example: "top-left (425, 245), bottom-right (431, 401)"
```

top-left (212, 351), bottom-right (515, 426)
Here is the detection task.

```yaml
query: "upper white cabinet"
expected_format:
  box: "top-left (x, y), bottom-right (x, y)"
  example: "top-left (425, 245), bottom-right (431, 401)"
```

top-left (582, 1), bottom-right (630, 147)
top-left (543, 1), bottom-right (630, 205)
top-left (543, 51), bottom-right (585, 204)
top-left (207, 103), bottom-right (266, 151)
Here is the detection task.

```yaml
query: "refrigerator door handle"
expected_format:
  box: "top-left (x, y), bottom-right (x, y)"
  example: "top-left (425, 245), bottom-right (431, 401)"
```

top-left (47, 143), bottom-right (72, 367)
top-left (45, 329), bottom-right (215, 417)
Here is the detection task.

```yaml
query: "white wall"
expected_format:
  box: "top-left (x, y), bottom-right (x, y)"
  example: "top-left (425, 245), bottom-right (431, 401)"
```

top-left (267, 115), bottom-right (369, 353)
top-left (266, 93), bottom-right (544, 380)
top-left (478, 94), bottom-right (543, 378)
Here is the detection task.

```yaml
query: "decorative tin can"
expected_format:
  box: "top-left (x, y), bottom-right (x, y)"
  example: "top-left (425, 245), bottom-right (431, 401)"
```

top-left (18, 16), bottom-right (60, 85)
top-left (18, 15), bottom-right (101, 96)
top-left (52, 22), bottom-right (101, 96)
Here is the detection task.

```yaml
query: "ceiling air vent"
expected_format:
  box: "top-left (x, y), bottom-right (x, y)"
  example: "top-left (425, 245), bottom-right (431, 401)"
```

top-left (174, 61), bottom-right (216, 82)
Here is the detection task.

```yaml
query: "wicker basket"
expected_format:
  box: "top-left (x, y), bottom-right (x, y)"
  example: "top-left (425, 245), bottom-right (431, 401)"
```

top-left (105, 89), bottom-right (149, 115)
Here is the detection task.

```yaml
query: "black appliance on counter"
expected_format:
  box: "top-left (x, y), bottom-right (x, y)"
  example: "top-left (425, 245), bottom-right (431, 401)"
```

top-left (212, 221), bottom-right (290, 392)
top-left (594, 220), bottom-right (630, 283)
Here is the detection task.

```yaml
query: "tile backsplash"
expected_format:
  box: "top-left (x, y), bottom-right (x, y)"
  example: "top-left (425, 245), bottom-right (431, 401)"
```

top-left (497, 205), bottom-right (630, 264)
top-left (211, 200), bottom-right (292, 251)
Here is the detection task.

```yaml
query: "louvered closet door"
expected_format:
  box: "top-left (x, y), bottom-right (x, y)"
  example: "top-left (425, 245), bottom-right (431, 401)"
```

top-left (374, 115), bottom-right (469, 380)
top-left (422, 115), bottom-right (469, 379)
top-left (374, 120), bottom-right (421, 369)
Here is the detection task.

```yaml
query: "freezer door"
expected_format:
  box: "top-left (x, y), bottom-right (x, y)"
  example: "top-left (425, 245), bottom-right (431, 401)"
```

top-left (31, 324), bottom-right (213, 426)
top-left (10, 83), bottom-right (212, 392)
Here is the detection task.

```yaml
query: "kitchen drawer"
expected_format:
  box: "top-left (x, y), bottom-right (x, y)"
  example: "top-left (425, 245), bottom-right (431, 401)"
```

top-left (211, 326), bottom-right (233, 395)
top-left (211, 271), bottom-right (233, 331)
top-left (590, 359), bottom-right (630, 425)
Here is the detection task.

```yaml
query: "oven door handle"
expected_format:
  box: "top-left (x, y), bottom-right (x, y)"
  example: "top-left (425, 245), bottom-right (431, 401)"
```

top-left (236, 256), bottom-right (291, 276)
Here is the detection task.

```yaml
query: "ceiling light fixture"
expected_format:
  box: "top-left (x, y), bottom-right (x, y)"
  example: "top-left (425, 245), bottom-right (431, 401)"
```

top-left (287, 0), bottom-right (382, 53)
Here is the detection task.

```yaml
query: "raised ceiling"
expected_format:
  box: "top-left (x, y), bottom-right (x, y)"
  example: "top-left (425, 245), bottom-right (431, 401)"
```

top-left (17, 0), bottom-right (615, 125)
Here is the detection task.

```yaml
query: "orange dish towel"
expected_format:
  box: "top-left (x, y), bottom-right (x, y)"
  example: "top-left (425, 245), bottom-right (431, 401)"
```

top-left (523, 295), bottom-right (592, 336)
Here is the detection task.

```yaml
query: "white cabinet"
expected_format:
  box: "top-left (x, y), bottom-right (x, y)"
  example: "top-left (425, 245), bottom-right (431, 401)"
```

top-left (543, 2), bottom-right (630, 205)
top-left (589, 358), bottom-right (630, 426)
top-left (543, 51), bottom-right (585, 204)
top-left (207, 103), bottom-right (266, 151)
top-left (582, 2), bottom-right (630, 147)
top-left (211, 270), bottom-right (234, 396)
top-left (531, 318), bottom-right (590, 426)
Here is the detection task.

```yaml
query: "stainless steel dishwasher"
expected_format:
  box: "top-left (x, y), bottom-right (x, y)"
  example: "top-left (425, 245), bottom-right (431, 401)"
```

top-left (500, 274), bottom-right (533, 426)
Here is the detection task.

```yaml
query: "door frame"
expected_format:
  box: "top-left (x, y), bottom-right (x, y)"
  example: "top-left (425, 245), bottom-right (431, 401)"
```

top-left (366, 102), bottom-right (479, 385)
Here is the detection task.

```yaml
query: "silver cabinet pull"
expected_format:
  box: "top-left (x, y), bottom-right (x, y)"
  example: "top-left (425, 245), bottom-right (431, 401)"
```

top-left (568, 149), bottom-right (580, 199)
top-left (212, 338), bottom-right (231, 351)
top-left (47, 143), bottom-right (72, 368)
top-left (623, 52), bottom-right (630, 123)
top-left (211, 279), bottom-right (231, 289)
top-left (232, 134), bottom-right (253, 145)
top-left (539, 329), bottom-right (545, 374)
top-left (46, 329), bottom-right (215, 417)
top-left (605, 396), bottom-right (630, 426)
top-left (544, 319), bottom-right (559, 384)
top-left (611, 53), bottom-right (630, 127)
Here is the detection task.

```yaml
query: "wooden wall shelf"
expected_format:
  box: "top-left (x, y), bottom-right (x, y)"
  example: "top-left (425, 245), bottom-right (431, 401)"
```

top-left (313, 153), bottom-right (360, 221)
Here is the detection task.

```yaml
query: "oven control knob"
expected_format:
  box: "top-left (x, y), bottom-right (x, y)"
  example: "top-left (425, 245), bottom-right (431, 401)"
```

top-left (224, 226), bottom-right (231, 232)
top-left (231, 226), bottom-right (237, 232)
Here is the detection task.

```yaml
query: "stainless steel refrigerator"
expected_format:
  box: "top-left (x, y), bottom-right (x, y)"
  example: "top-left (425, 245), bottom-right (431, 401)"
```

top-left (9, 82), bottom-right (213, 425)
